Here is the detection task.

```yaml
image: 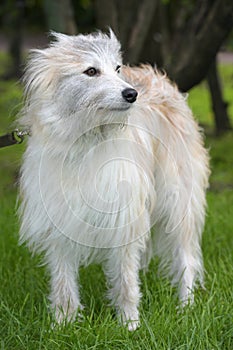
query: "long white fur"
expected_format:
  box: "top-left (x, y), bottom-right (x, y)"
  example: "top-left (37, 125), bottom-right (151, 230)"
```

top-left (19, 31), bottom-right (210, 331)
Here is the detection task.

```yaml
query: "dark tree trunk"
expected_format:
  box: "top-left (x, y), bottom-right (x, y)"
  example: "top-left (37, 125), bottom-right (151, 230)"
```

top-left (43, 0), bottom-right (77, 34)
top-left (140, 0), bottom-right (233, 92)
top-left (94, 0), bottom-right (158, 63)
top-left (2, 0), bottom-right (25, 79)
top-left (123, 0), bottom-right (157, 63)
top-left (207, 58), bottom-right (232, 134)
top-left (94, 0), bottom-right (119, 35)
top-left (169, 0), bottom-right (233, 92)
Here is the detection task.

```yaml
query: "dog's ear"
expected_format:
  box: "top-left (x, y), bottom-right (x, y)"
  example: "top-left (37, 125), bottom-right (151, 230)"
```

top-left (49, 31), bottom-right (72, 46)
top-left (23, 47), bottom-right (58, 100)
top-left (108, 28), bottom-right (122, 59)
top-left (108, 28), bottom-right (117, 40)
top-left (109, 28), bottom-right (121, 45)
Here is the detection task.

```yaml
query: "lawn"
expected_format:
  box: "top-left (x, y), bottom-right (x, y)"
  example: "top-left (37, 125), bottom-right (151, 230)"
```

top-left (0, 58), bottom-right (232, 349)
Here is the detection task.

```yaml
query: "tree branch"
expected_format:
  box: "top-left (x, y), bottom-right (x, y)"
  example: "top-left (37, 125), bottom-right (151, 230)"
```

top-left (125, 0), bottom-right (158, 63)
top-left (94, 0), bottom-right (119, 35)
top-left (169, 0), bottom-right (233, 91)
top-left (207, 57), bottom-right (231, 134)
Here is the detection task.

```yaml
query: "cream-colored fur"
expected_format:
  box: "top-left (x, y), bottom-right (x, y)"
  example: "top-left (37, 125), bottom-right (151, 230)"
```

top-left (19, 31), bottom-right (210, 331)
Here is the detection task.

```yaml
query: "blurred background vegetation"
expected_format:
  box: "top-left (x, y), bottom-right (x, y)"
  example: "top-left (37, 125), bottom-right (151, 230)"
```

top-left (0, 2), bottom-right (233, 348)
top-left (0, 0), bottom-right (233, 133)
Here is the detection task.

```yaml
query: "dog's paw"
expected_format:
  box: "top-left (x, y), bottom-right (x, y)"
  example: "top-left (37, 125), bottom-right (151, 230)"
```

top-left (52, 303), bottom-right (84, 325)
top-left (179, 288), bottom-right (195, 308)
top-left (126, 319), bottom-right (140, 331)
top-left (118, 307), bottom-right (140, 331)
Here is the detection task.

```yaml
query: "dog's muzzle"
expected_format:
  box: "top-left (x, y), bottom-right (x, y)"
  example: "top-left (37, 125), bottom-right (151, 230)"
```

top-left (122, 88), bottom-right (138, 103)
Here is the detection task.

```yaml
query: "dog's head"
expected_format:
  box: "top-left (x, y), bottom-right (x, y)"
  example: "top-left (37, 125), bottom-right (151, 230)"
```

top-left (22, 30), bottom-right (137, 137)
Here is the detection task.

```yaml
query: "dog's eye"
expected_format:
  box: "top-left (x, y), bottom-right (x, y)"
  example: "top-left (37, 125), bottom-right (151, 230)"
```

top-left (116, 65), bottom-right (121, 73)
top-left (84, 67), bottom-right (98, 77)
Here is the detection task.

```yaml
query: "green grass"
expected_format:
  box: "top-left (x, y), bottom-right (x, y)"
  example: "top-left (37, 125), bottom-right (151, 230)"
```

top-left (0, 58), bottom-right (233, 349)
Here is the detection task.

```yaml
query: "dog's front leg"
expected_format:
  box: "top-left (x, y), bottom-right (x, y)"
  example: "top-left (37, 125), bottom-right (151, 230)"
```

top-left (47, 251), bottom-right (82, 324)
top-left (105, 244), bottom-right (141, 331)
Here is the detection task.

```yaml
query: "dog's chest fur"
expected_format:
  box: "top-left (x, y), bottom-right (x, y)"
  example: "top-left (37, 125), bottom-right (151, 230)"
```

top-left (23, 126), bottom-right (154, 252)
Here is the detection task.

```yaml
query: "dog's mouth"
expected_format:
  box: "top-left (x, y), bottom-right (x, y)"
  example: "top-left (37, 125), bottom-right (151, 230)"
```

top-left (109, 106), bottom-right (131, 111)
top-left (96, 97), bottom-right (136, 112)
top-left (97, 105), bottom-right (131, 112)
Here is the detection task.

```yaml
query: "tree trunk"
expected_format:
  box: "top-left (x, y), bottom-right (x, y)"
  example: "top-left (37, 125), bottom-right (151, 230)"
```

top-left (124, 0), bottom-right (157, 63)
top-left (166, 0), bottom-right (233, 92)
top-left (94, 0), bottom-right (157, 63)
top-left (2, 0), bottom-right (24, 79)
top-left (140, 0), bottom-right (233, 92)
top-left (207, 58), bottom-right (232, 134)
top-left (94, 0), bottom-right (119, 35)
top-left (43, 0), bottom-right (77, 34)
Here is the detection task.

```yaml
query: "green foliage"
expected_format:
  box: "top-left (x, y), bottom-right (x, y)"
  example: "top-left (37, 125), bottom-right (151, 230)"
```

top-left (0, 56), bottom-right (232, 349)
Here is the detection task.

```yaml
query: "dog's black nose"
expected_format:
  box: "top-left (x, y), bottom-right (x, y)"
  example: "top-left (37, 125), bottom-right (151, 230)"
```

top-left (122, 88), bottom-right (138, 103)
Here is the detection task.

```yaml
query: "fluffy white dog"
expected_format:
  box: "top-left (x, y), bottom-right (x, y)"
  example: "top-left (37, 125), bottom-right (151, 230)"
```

top-left (19, 30), bottom-right (210, 330)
